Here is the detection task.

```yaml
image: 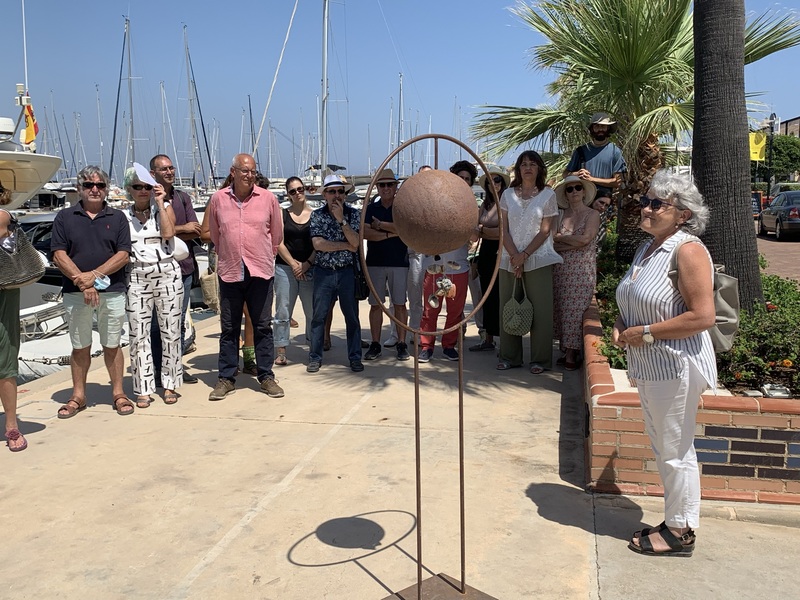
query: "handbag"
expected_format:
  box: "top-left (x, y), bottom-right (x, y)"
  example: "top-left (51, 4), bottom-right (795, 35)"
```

top-left (353, 254), bottom-right (370, 301)
top-left (173, 237), bottom-right (190, 261)
top-left (668, 236), bottom-right (739, 353)
top-left (0, 228), bottom-right (46, 289)
top-left (502, 277), bottom-right (534, 336)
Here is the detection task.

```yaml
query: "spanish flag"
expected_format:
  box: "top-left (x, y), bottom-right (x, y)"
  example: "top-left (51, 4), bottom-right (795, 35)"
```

top-left (23, 95), bottom-right (39, 144)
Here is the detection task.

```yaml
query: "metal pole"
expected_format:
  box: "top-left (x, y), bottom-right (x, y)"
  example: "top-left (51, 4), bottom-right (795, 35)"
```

top-left (320, 0), bottom-right (329, 176)
top-left (767, 113), bottom-right (776, 200)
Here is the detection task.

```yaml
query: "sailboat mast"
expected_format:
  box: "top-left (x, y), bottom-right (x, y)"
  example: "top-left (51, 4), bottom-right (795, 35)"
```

top-left (160, 81), bottom-right (168, 155)
top-left (320, 0), bottom-right (330, 176)
top-left (184, 25), bottom-right (199, 190)
top-left (396, 73), bottom-right (403, 175)
top-left (21, 0), bottom-right (29, 90)
top-left (96, 84), bottom-right (104, 168)
top-left (126, 18), bottom-right (135, 164)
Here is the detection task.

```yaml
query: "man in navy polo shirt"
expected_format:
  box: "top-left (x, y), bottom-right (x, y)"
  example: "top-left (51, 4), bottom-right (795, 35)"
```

top-left (51, 166), bottom-right (133, 417)
top-left (362, 168), bottom-right (409, 361)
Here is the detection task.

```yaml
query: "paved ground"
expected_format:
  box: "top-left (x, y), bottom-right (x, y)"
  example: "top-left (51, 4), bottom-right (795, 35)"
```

top-left (3, 305), bottom-right (800, 599)
top-left (755, 222), bottom-right (800, 282)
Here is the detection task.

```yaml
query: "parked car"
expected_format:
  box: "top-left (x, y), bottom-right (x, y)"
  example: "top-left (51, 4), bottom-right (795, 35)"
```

top-left (758, 191), bottom-right (800, 241)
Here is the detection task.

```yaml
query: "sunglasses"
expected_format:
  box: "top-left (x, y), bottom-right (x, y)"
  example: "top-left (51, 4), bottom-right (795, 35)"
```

top-left (565, 184), bottom-right (583, 193)
top-left (492, 176), bottom-right (504, 184)
top-left (131, 184), bottom-right (154, 191)
top-left (378, 182), bottom-right (396, 188)
top-left (81, 181), bottom-right (107, 190)
top-left (325, 188), bottom-right (346, 195)
top-left (288, 186), bottom-right (305, 196)
top-left (639, 196), bottom-right (676, 211)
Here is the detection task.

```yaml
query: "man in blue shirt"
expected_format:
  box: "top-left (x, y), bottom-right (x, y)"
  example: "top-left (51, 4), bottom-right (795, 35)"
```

top-left (564, 112), bottom-right (627, 198)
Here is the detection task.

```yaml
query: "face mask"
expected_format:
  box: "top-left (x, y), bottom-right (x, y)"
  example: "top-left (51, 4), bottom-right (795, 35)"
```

top-left (93, 274), bottom-right (111, 290)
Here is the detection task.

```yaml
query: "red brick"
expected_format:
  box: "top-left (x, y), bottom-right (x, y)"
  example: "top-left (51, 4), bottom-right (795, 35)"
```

top-left (701, 489), bottom-right (758, 502)
top-left (591, 384), bottom-right (616, 397)
top-left (618, 446), bottom-right (655, 459)
top-left (727, 478), bottom-right (785, 492)
top-left (701, 396), bottom-right (759, 412)
top-left (696, 412), bottom-right (732, 425)
top-left (786, 481), bottom-right (800, 493)
top-left (592, 407), bottom-right (619, 419)
top-left (591, 467), bottom-right (616, 482)
top-left (700, 476), bottom-right (728, 489)
top-left (731, 414), bottom-right (790, 428)
top-left (620, 433), bottom-right (652, 446)
top-left (597, 392), bottom-right (641, 407)
top-left (618, 470), bottom-right (662, 484)
top-left (759, 398), bottom-right (800, 415)
top-left (791, 418), bottom-right (800, 429)
top-left (621, 408), bottom-right (643, 420)
top-left (587, 362), bottom-right (613, 382)
top-left (593, 419), bottom-right (645, 432)
top-left (591, 432), bottom-right (618, 444)
top-left (616, 458), bottom-right (644, 469)
top-left (592, 444), bottom-right (616, 457)
top-left (644, 485), bottom-right (665, 497)
top-left (758, 492), bottom-right (800, 505)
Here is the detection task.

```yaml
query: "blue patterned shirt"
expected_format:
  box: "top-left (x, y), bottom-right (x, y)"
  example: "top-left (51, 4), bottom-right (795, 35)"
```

top-left (310, 203), bottom-right (361, 269)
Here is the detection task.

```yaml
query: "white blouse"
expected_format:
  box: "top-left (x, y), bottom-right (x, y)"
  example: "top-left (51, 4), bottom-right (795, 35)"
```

top-left (499, 186), bottom-right (562, 272)
top-left (126, 200), bottom-right (177, 264)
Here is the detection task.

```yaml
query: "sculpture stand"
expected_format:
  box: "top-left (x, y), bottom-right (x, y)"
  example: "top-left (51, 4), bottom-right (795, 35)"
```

top-left (384, 573), bottom-right (497, 600)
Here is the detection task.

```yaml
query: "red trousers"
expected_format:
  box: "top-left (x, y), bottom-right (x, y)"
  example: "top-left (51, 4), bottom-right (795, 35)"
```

top-left (419, 271), bottom-right (469, 350)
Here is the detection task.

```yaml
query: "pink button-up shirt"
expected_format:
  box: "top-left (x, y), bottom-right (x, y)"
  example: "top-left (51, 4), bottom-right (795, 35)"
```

top-left (208, 185), bottom-right (284, 283)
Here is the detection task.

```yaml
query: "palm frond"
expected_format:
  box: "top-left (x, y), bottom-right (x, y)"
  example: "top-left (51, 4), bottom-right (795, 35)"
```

top-left (744, 12), bottom-right (800, 64)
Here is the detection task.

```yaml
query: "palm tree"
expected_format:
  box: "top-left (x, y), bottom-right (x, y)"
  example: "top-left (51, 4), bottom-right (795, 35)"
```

top-left (472, 0), bottom-right (800, 261)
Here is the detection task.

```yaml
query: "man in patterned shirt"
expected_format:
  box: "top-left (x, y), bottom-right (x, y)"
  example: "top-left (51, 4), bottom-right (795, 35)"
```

top-left (307, 175), bottom-right (362, 373)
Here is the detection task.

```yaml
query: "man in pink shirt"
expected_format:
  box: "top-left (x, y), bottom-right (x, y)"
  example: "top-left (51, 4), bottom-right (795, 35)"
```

top-left (205, 154), bottom-right (284, 400)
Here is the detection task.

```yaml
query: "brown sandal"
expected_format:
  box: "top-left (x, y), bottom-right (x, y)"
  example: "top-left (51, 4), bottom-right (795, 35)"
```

top-left (112, 394), bottom-right (135, 416)
top-left (58, 397), bottom-right (87, 419)
top-left (163, 392), bottom-right (179, 405)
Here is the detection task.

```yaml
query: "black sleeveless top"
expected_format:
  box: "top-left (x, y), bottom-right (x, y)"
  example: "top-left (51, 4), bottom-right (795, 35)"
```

top-left (276, 208), bottom-right (314, 265)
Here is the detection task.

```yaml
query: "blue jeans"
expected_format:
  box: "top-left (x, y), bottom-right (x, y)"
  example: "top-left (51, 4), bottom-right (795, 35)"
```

top-left (309, 265), bottom-right (361, 364)
top-left (273, 263), bottom-right (314, 348)
top-left (152, 273), bottom-right (193, 373)
top-left (218, 270), bottom-right (275, 382)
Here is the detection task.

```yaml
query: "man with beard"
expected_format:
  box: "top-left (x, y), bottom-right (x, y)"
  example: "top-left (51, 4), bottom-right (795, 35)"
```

top-left (563, 112), bottom-right (627, 198)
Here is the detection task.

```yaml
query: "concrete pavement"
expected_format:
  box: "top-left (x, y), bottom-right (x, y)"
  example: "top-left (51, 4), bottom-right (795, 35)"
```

top-left (2, 306), bottom-right (799, 599)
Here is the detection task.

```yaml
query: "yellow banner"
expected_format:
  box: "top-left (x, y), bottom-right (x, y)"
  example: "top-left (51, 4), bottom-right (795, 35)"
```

top-left (749, 132), bottom-right (766, 161)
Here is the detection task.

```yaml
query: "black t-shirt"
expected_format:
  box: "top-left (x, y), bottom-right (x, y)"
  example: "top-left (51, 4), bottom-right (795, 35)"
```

top-left (364, 200), bottom-right (408, 268)
top-left (276, 208), bottom-right (314, 265)
top-left (50, 201), bottom-right (132, 293)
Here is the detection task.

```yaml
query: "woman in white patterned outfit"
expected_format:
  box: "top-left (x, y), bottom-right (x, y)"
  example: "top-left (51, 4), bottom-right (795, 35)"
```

top-left (614, 170), bottom-right (716, 557)
top-left (123, 167), bottom-right (183, 407)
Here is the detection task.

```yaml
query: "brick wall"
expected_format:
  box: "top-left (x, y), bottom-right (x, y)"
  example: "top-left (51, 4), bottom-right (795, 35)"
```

top-left (583, 300), bottom-right (800, 505)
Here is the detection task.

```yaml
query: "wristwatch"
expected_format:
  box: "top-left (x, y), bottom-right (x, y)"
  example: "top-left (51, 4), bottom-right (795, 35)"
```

top-left (642, 325), bottom-right (655, 344)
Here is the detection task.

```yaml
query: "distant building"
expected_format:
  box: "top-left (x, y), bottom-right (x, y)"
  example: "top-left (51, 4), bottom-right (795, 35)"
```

top-left (779, 116), bottom-right (800, 137)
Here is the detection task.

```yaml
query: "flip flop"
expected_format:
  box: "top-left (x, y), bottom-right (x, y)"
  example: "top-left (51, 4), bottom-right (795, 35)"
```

top-left (496, 360), bottom-right (521, 370)
top-left (529, 363), bottom-right (545, 375)
top-left (163, 393), bottom-right (179, 405)
top-left (58, 397), bottom-right (87, 419)
top-left (112, 395), bottom-right (135, 416)
top-left (5, 428), bottom-right (28, 452)
top-left (136, 396), bottom-right (153, 409)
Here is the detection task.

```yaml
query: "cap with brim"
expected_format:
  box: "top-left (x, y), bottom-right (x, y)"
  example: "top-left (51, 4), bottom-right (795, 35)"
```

top-left (478, 166), bottom-right (510, 190)
top-left (375, 168), bottom-right (397, 184)
top-left (322, 174), bottom-right (354, 194)
top-left (133, 162), bottom-right (157, 186)
top-left (589, 112), bottom-right (618, 134)
top-left (554, 175), bottom-right (597, 209)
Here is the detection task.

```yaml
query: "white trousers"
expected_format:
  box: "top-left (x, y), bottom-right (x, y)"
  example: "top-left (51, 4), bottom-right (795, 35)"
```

top-left (636, 356), bottom-right (706, 529)
top-left (127, 260), bottom-right (183, 395)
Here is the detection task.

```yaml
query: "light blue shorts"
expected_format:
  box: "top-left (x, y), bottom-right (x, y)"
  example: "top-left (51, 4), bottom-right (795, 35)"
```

top-left (63, 291), bottom-right (126, 349)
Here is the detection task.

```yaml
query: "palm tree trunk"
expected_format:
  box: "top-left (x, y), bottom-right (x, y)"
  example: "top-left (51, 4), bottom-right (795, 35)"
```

top-left (694, 0), bottom-right (763, 309)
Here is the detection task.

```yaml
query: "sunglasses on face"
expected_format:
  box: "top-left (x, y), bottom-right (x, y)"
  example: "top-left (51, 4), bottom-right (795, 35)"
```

top-left (565, 184), bottom-right (583, 193)
top-left (492, 176), bottom-right (503, 184)
top-left (378, 182), bottom-right (396, 188)
top-left (288, 186), bottom-right (305, 196)
top-left (639, 196), bottom-right (675, 211)
top-left (131, 184), bottom-right (154, 191)
top-left (325, 188), bottom-right (346, 196)
top-left (82, 181), bottom-right (107, 190)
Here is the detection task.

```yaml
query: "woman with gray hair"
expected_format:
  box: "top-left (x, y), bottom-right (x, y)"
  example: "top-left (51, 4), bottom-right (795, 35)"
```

top-left (123, 166), bottom-right (183, 407)
top-left (613, 169), bottom-right (716, 557)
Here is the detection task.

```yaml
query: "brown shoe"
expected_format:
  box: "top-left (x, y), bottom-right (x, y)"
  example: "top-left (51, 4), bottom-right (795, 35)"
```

top-left (260, 377), bottom-right (285, 398)
top-left (209, 378), bottom-right (235, 401)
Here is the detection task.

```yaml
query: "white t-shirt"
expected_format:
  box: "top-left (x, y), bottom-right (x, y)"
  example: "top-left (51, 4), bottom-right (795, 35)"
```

top-left (499, 186), bottom-right (562, 272)
top-left (126, 200), bottom-right (177, 264)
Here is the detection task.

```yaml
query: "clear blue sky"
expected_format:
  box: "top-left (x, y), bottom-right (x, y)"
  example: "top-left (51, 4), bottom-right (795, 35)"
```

top-left (1, 0), bottom-right (798, 182)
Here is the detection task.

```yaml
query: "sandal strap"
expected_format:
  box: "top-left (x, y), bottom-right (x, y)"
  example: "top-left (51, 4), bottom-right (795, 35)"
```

top-left (657, 527), bottom-right (694, 551)
top-left (5, 428), bottom-right (22, 441)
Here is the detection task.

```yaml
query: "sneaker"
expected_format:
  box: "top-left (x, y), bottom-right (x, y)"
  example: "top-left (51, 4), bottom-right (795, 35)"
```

top-left (350, 360), bottom-right (365, 372)
top-left (307, 361), bottom-right (321, 373)
top-left (364, 342), bottom-right (382, 361)
top-left (209, 378), bottom-right (235, 401)
top-left (260, 377), bottom-right (285, 398)
top-left (361, 339), bottom-right (371, 349)
top-left (182, 370), bottom-right (199, 384)
top-left (242, 363), bottom-right (258, 376)
top-left (383, 334), bottom-right (398, 348)
top-left (443, 347), bottom-right (459, 361)
top-left (418, 348), bottom-right (433, 363)
top-left (396, 341), bottom-right (410, 361)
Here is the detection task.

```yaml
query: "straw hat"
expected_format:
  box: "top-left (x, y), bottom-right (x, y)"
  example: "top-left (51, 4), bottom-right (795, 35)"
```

top-left (375, 168), bottom-right (397, 183)
top-left (322, 174), bottom-right (354, 194)
top-left (554, 175), bottom-right (597, 209)
top-left (478, 166), bottom-right (510, 190)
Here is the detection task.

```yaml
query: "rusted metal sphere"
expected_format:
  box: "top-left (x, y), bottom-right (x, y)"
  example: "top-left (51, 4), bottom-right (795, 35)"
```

top-left (393, 170), bottom-right (479, 255)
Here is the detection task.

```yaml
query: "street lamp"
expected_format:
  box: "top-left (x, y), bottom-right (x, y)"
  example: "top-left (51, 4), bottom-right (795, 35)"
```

top-left (766, 112), bottom-right (777, 200)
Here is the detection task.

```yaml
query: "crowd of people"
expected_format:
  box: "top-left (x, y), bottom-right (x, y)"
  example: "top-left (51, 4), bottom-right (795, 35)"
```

top-left (2, 111), bottom-right (719, 560)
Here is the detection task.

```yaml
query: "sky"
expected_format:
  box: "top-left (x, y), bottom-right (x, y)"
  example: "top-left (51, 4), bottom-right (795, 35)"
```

top-left (2, 0), bottom-right (799, 184)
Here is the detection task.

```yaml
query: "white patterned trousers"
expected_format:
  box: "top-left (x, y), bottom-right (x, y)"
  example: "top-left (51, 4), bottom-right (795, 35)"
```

top-left (127, 260), bottom-right (183, 395)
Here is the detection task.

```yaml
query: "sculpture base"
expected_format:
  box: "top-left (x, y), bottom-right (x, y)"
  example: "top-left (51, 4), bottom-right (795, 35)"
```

top-left (382, 573), bottom-right (498, 600)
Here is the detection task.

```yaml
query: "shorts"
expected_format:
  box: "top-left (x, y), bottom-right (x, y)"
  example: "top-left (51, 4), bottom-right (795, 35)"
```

top-left (63, 291), bottom-right (126, 349)
top-left (0, 288), bottom-right (21, 379)
top-left (367, 266), bottom-right (408, 306)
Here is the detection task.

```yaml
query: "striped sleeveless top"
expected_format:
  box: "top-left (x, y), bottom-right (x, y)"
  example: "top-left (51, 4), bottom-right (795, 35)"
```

top-left (616, 229), bottom-right (717, 387)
